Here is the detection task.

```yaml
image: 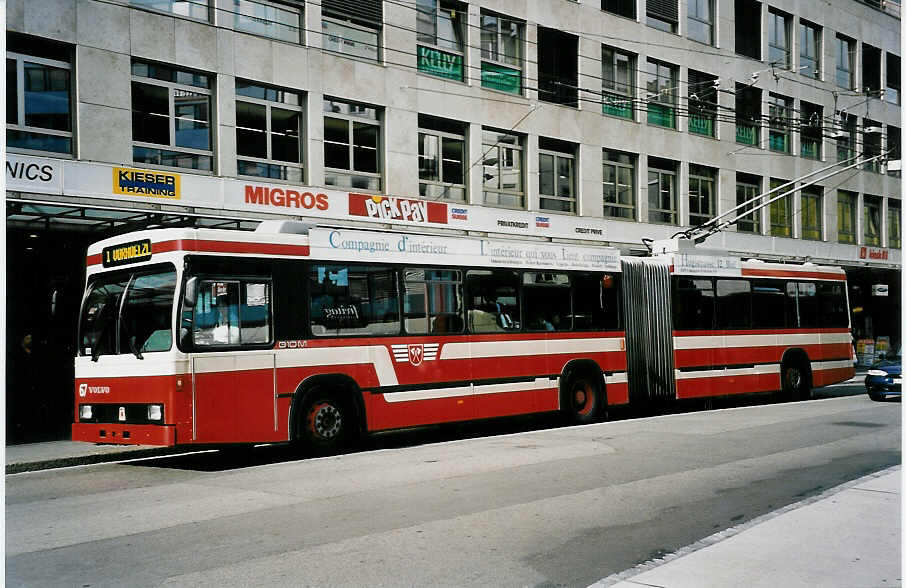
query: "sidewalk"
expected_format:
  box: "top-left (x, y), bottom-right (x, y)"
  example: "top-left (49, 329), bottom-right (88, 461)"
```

top-left (595, 467), bottom-right (901, 588)
top-left (5, 440), bottom-right (179, 473)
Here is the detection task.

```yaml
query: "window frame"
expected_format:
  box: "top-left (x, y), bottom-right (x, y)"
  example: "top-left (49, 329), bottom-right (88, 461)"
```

top-left (130, 0), bottom-right (211, 22)
top-left (799, 101), bottom-right (823, 159)
top-left (418, 116), bottom-right (467, 201)
top-left (688, 164), bottom-right (716, 227)
top-left (836, 34), bottom-right (855, 90)
top-left (189, 277), bottom-right (274, 349)
top-left (735, 176), bottom-right (761, 233)
top-left (648, 160), bottom-right (677, 225)
top-left (768, 9), bottom-right (791, 70)
top-left (131, 61), bottom-right (214, 171)
top-left (323, 98), bottom-right (383, 190)
top-left (800, 186), bottom-right (823, 241)
top-left (601, 45), bottom-right (635, 119)
top-left (603, 148), bottom-right (636, 220)
top-left (482, 128), bottom-right (525, 209)
top-left (235, 80), bottom-right (304, 183)
top-left (646, 59), bottom-right (677, 129)
top-left (687, 0), bottom-right (714, 45)
top-left (7, 51), bottom-right (73, 156)
top-left (416, 0), bottom-right (466, 82)
top-left (837, 190), bottom-right (857, 244)
top-left (799, 20), bottom-right (821, 79)
top-left (863, 195), bottom-right (882, 246)
top-left (538, 140), bottom-right (577, 214)
top-left (888, 199), bottom-right (901, 248)
top-left (769, 178), bottom-right (792, 237)
top-left (479, 12), bottom-right (525, 95)
top-left (231, 0), bottom-right (302, 44)
top-left (768, 93), bottom-right (792, 154)
top-left (321, 14), bottom-right (381, 62)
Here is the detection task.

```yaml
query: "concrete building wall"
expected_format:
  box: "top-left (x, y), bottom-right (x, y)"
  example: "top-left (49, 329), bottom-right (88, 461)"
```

top-left (6, 0), bottom-right (902, 257)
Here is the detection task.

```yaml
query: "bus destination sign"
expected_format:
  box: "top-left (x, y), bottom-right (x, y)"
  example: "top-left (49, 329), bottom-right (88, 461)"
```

top-left (102, 239), bottom-right (152, 268)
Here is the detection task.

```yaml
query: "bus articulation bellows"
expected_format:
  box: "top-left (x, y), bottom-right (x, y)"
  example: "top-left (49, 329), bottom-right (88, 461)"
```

top-left (72, 224), bottom-right (855, 449)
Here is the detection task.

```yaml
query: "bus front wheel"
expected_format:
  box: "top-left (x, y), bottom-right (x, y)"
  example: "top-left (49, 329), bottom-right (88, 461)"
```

top-left (782, 361), bottom-right (811, 401)
top-left (299, 391), bottom-right (350, 453)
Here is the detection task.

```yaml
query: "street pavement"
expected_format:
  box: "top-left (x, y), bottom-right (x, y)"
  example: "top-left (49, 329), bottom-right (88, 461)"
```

top-left (6, 371), bottom-right (900, 586)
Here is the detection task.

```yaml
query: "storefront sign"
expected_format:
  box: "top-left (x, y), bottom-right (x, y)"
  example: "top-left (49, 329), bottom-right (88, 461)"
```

top-left (481, 62), bottom-right (521, 94)
top-left (859, 247), bottom-right (889, 260)
top-left (6, 154), bottom-right (63, 194)
top-left (244, 184), bottom-right (329, 210)
top-left (113, 167), bottom-right (180, 199)
top-left (348, 193), bottom-right (448, 224)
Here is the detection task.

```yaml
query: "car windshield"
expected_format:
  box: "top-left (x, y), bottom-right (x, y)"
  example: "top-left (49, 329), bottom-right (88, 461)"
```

top-left (79, 267), bottom-right (177, 358)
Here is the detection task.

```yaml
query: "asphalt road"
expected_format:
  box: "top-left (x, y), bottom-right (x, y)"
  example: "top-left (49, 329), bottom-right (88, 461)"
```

top-left (6, 383), bottom-right (900, 587)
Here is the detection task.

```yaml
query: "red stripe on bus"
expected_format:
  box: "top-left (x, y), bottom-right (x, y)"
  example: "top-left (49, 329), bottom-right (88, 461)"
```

top-left (87, 239), bottom-right (311, 266)
top-left (741, 268), bottom-right (845, 280)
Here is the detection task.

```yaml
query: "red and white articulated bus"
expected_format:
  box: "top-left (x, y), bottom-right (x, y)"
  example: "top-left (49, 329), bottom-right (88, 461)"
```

top-left (72, 224), bottom-right (854, 451)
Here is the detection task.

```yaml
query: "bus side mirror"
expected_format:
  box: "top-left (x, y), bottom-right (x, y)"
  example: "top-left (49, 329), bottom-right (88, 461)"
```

top-left (184, 277), bottom-right (198, 308)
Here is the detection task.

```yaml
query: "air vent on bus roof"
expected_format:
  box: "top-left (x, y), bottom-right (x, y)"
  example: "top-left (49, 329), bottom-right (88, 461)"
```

top-left (254, 220), bottom-right (315, 234)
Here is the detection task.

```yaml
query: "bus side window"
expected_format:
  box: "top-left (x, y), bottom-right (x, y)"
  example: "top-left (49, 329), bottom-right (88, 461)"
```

top-left (817, 282), bottom-right (847, 328)
top-left (752, 280), bottom-right (786, 328)
top-left (523, 272), bottom-right (570, 331)
top-left (672, 277), bottom-right (715, 330)
top-left (194, 281), bottom-right (241, 345)
top-left (716, 279), bottom-right (751, 329)
top-left (466, 270), bottom-right (521, 333)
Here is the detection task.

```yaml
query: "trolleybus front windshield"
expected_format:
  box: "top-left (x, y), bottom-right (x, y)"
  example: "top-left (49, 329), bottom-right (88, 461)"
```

top-left (79, 267), bottom-right (178, 359)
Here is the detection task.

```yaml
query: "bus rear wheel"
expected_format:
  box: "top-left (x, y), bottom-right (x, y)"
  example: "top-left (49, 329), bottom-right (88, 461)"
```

top-left (782, 361), bottom-right (811, 401)
top-left (299, 391), bottom-right (350, 453)
top-left (566, 376), bottom-right (601, 425)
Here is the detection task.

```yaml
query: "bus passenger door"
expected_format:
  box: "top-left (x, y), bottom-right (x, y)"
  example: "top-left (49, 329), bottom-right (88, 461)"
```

top-left (191, 353), bottom-right (277, 443)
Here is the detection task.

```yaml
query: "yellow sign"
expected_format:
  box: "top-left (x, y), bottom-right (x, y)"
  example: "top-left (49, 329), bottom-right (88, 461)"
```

top-left (102, 239), bottom-right (152, 268)
top-left (113, 167), bottom-right (180, 199)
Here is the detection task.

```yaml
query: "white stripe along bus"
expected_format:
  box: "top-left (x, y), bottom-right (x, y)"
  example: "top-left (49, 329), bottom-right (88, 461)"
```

top-left (72, 224), bottom-right (854, 450)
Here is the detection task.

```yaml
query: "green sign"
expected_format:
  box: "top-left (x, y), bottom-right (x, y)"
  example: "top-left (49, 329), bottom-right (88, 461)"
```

top-left (603, 92), bottom-right (632, 119)
top-left (647, 103), bottom-right (675, 128)
top-left (736, 123), bottom-right (757, 145)
top-left (689, 113), bottom-right (714, 137)
top-left (417, 46), bottom-right (463, 81)
top-left (481, 62), bottom-right (521, 94)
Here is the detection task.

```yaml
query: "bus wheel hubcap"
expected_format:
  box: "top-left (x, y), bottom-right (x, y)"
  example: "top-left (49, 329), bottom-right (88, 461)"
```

top-left (309, 402), bottom-right (341, 439)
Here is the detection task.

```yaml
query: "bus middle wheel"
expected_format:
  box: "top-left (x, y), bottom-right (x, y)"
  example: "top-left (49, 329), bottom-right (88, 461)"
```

top-left (567, 376), bottom-right (601, 424)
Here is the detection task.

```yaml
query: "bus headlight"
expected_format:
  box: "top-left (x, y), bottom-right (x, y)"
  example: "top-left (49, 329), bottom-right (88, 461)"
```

top-left (147, 404), bottom-right (163, 421)
top-left (79, 405), bottom-right (92, 420)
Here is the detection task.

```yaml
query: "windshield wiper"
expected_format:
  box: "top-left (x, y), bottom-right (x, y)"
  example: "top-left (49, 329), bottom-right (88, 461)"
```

top-left (127, 335), bottom-right (144, 360)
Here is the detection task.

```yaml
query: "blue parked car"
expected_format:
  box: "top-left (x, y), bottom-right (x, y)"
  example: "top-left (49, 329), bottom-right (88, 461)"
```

top-left (865, 348), bottom-right (902, 401)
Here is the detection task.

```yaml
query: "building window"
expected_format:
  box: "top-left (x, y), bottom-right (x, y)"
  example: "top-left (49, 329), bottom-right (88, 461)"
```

top-left (321, 0), bottom-right (382, 62)
top-left (417, 0), bottom-right (465, 82)
top-left (887, 126), bottom-right (901, 178)
top-left (836, 35), bottom-right (855, 90)
top-left (538, 28), bottom-right (578, 106)
top-left (864, 195), bottom-right (881, 246)
top-left (688, 70), bottom-right (717, 137)
top-left (646, 59), bottom-right (677, 128)
top-left (603, 148), bottom-right (636, 220)
top-left (687, 0), bottom-right (713, 44)
top-left (768, 93), bottom-right (792, 153)
top-left (800, 101), bottom-right (822, 159)
top-left (735, 173), bottom-right (761, 233)
top-left (231, 0), bottom-right (301, 43)
top-left (768, 9), bottom-right (791, 69)
top-left (688, 164), bottom-right (716, 226)
top-left (480, 12), bottom-right (524, 94)
top-left (539, 138), bottom-right (577, 213)
top-left (769, 178), bottom-right (791, 237)
top-left (6, 35), bottom-right (72, 155)
top-left (602, 0), bottom-right (636, 19)
top-left (735, 0), bottom-right (760, 59)
top-left (863, 120), bottom-right (882, 173)
top-left (647, 0), bottom-right (678, 33)
top-left (602, 46), bottom-right (635, 119)
top-left (735, 84), bottom-right (761, 146)
top-left (862, 44), bottom-right (882, 96)
top-left (482, 129), bottom-right (524, 209)
top-left (886, 54), bottom-right (900, 105)
top-left (131, 61), bottom-right (213, 171)
top-left (323, 98), bottom-right (381, 190)
top-left (835, 112), bottom-right (856, 162)
top-left (418, 115), bottom-right (466, 201)
top-left (837, 190), bottom-right (857, 244)
top-left (235, 80), bottom-right (302, 182)
top-left (130, 0), bottom-right (210, 21)
top-left (888, 200), bottom-right (901, 248)
top-left (799, 20), bottom-right (821, 79)
top-left (648, 157), bottom-right (677, 224)
top-left (801, 186), bottom-right (822, 240)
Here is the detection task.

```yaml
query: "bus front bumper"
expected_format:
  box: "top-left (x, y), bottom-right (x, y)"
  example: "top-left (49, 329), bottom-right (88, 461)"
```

top-left (72, 423), bottom-right (176, 446)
